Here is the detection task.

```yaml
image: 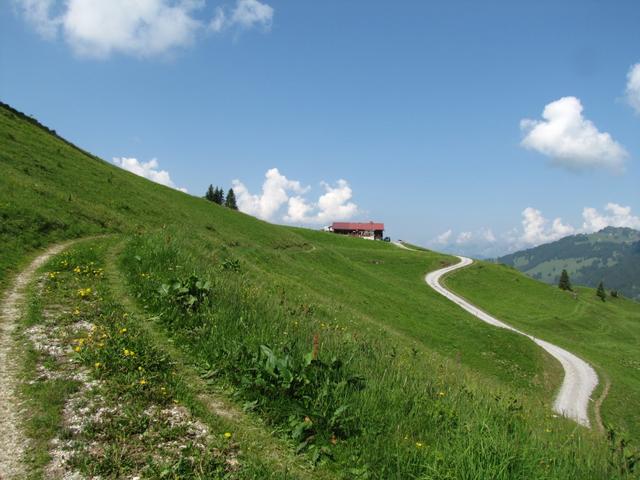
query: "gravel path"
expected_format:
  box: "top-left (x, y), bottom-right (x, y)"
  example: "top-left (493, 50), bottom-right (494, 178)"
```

top-left (425, 255), bottom-right (599, 427)
top-left (0, 243), bottom-right (72, 479)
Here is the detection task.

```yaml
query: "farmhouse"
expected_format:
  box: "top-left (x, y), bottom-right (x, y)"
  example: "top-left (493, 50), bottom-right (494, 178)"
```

top-left (331, 222), bottom-right (385, 240)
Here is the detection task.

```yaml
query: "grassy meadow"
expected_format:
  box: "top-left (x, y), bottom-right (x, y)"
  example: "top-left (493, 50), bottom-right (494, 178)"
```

top-left (1, 102), bottom-right (639, 477)
top-left (445, 262), bottom-right (640, 440)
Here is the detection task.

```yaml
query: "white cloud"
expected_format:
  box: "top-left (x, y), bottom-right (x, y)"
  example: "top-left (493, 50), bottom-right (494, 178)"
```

top-left (435, 229), bottom-right (452, 245)
top-left (210, 0), bottom-right (273, 32)
top-left (520, 207), bottom-right (575, 246)
top-left (626, 63), bottom-right (640, 114)
top-left (231, 0), bottom-right (273, 29)
top-left (233, 169), bottom-right (359, 224)
top-left (209, 7), bottom-right (226, 32)
top-left (433, 204), bottom-right (640, 258)
top-left (113, 157), bottom-right (187, 192)
top-left (232, 168), bottom-right (307, 220)
top-left (456, 231), bottom-right (473, 245)
top-left (582, 203), bottom-right (640, 233)
top-left (482, 228), bottom-right (496, 243)
top-left (15, 0), bottom-right (60, 38)
top-left (284, 179), bottom-right (360, 224)
top-left (520, 96), bottom-right (627, 173)
top-left (15, 0), bottom-right (274, 58)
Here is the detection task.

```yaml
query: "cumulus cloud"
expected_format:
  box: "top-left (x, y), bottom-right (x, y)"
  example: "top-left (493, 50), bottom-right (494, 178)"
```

top-left (15, 0), bottom-right (274, 58)
top-left (233, 169), bottom-right (359, 225)
top-left (456, 231), bottom-right (473, 245)
top-left (519, 207), bottom-right (575, 246)
top-left (582, 203), bottom-right (640, 233)
top-left (282, 179), bottom-right (360, 224)
top-left (435, 229), bottom-right (452, 245)
top-left (232, 168), bottom-right (307, 220)
top-left (113, 157), bottom-right (187, 192)
top-left (520, 96), bottom-right (628, 173)
top-left (626, 63), bottom-right (640, 114)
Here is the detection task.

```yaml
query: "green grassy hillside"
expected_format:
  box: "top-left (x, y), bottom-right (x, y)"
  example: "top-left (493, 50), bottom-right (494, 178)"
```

top-left (446, 262), bottom-right (640, 439)
top-left (2, 102), bottom-right (639, 478)
top-left (497, 227), bottom-right (640, 300)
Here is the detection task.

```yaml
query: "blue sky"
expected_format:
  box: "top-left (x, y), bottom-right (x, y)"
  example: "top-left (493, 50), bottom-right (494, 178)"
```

top-left (1, 0), bottom-right (639, 256)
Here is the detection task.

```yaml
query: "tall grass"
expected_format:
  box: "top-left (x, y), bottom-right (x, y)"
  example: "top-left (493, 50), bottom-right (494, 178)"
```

top-left (119, 230), bottom-right (631, 479)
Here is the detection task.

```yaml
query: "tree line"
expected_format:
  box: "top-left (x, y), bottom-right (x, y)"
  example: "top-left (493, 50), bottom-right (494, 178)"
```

top-left (205, 185), bottom-right (237, 210)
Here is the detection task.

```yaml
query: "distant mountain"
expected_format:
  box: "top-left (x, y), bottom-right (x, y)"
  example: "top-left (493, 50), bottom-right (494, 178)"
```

top-left (497, 227), bottom-right (640, 300)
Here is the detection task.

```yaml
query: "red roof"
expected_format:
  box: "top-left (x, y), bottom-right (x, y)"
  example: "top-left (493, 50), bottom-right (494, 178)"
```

top-left (332, 222), bottom-right (384, 231)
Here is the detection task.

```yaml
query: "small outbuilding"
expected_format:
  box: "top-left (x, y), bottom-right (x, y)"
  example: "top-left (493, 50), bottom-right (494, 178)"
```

top-left (331, 222), bottom-right (385, 240)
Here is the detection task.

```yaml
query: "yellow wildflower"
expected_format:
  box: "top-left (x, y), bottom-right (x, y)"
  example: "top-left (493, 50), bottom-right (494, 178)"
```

top-left (416, 442), bottom-right (424, 448)
top-left (94, 362), bottom-right (101, 369)
top-left (224, 432), bottom-right (232, 439)
top-left (139, 379), bottom-right (147, 385)
top-left (74, 346), bottom-right (81, 352)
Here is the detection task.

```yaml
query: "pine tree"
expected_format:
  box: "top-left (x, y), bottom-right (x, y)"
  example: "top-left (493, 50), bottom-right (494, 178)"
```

top-left (225, 188), bottom-right (238, 210)
top-left (558, 269), bottom-right (572, 291)
top-left (216, 187), bottom-right (225, 205)
top-left (205, 184), bottom-right (215, 202)
top-left (596, 281), bottom-right (606, 302)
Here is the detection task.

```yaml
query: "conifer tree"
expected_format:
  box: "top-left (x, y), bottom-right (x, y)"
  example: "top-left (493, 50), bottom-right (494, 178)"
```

top-left (216, 187), bottom-right (225, 205)
top-left (596, 281), bottom-right (606, 302)
top-left (558, 269), bottom-right (572, 291)
top-left (205, 184), bottom-right (215, 202)
top-left (225, 188), bottom-right (238, 210)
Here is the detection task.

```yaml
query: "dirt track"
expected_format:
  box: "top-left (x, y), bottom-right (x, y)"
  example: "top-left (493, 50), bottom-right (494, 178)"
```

top-left (0, 243), bottom-right (72, 479)
top-left (425, 255), bottom-right (598, 427)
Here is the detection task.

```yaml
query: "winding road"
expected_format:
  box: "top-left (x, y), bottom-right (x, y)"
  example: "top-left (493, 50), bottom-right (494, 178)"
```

top-left (424, 255), bottom-right (598, 427)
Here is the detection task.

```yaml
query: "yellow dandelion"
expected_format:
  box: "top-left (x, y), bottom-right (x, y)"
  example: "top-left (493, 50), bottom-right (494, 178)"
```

top-left (438, 391), bottom-right (445, 397)
top-left (416, 442), bottom-right (424, 448)
top-left (94, 362), bottom-right (101, 369)
top-left (74, 346), bottom-right (81, 352)
top-left (224, 432), bottom-right (232, 439)
top-left (139, 379), bottom-right (147, 385)
top-left (120, 328), bottom-right (127, 334)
